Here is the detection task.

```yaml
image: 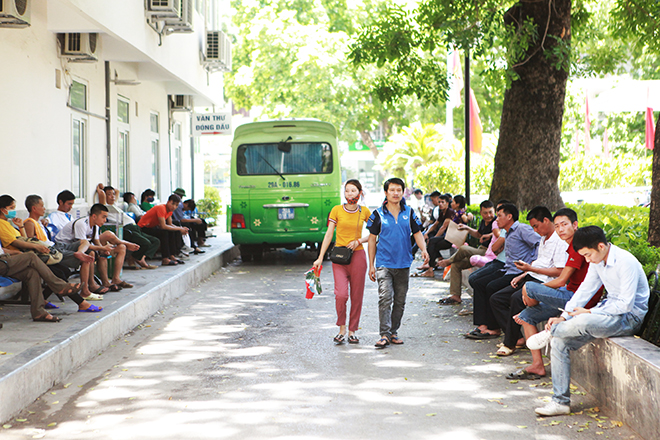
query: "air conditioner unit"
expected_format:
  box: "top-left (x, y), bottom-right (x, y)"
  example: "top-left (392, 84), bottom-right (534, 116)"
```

top-left (59, 33), bottom-right (99, 62)
top-left (146, 0), bottom-right (181, 20)
top-left (203, 31), bottom-right (232, 73)
top-left (163, 0), bottom-right (193, 34)
top-left (170, 95), bottom-right (192, 111)
top-left (0, 0), bottom-right (31, 28)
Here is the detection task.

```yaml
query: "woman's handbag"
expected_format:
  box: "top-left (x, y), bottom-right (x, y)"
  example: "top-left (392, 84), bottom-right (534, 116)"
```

top-left (329, 207), bottom-right (362, 265)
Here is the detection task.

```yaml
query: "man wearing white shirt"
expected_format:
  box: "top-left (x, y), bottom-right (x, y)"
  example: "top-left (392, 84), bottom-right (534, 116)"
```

top-left (489, 206), bottom-right (567, 354)
top-left (532, 225), bottom-right (649, 416)
top-left (47, 190), bottom-right (76, 237)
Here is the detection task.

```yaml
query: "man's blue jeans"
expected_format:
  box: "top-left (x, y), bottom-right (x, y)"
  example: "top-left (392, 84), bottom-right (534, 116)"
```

top-left (549, 312), bottom-right (643, 405)
top-left (518, 283), bottom-right (574, 325)
top-left (376, 267), bottom-right (410, 337)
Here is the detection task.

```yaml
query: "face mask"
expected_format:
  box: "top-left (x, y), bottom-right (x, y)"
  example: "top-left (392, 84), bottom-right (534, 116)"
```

top-left (5, 210), bottom-right (17, 219)
top-left (147, 197), bottom-right (155, 203)
top-left (346, 195), bottom-right (360, 205)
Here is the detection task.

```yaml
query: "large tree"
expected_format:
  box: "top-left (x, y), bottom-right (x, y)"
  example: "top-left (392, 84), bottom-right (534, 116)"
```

top-left (349, 0), bottom-right (579, 210)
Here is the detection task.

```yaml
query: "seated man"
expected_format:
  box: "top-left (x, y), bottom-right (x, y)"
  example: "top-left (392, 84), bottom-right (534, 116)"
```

top-left (466, 203), bottom-right (540, 339)
top-left (415, 194), bottom-right (455, 277)
top-left (436, 200), bottom-right (496, 305)
top-left (507, 208), bottom-right (603, 380)
top-left (489, 206), bottom-right (567, 356)
top-left (138, 194), bottom-right (189, 266)
top-left (0, 195), bottom-right (100, 319)
top-left (182, 199), bottom-right (209, 252)
top-left (47, 190), bottom-right (76, 238)
top-left (56, 204), bottom-right (139, 291)
top-left (123, 192), bottom-right (144, 220)
top-left (23, 194), bottom-right (101, 300)
top-left (530, 226), bottom-right (649, 416)
top-left (96, 185), bottom-right (159, 270)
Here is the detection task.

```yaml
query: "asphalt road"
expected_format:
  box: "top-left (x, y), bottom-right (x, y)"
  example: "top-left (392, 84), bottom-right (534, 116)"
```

top-left (1, 250), bottom-right (642, 440)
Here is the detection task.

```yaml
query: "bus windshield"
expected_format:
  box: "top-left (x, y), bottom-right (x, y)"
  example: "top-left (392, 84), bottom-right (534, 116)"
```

top-left (236, 142), bottom-right (333, 176)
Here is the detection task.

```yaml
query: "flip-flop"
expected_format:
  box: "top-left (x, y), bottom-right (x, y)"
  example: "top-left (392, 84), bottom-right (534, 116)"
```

top-left (465, 330), bottom-right (501, 339)
top-left (496, 346), bottom-right (515, 356)
top-left (44, 302), bottom-right (60, 310)
top-left (117, 281), bottom-right (133, 289)
top-left (92, 286), bottom-right (110, 295)
top-left (140, 264), bottom-right (157, 269)
top-left (505, 369), bottom-right (543, 380)
top-left (78, 304), bottom-right (103, 313)
top-left (82, 293), bottom-right (103, 301)
top-left (438, 297), bottom-right (462, 305)
top-left (174, 259), bottom-right (185, 265)
top-left (333, 334), bottom-right (345, 344)
top-left (107, 284), bottom-right (122, 292)
top-left (124, 265), bottom-right (144, 270)
top-left (374, 336), bottom-right (390, 348)
top-left (390, 335), bottom-right (404, 345)
top-left (33, 314), bottom-right (61, 322)
top-left (348, 335), bottom-right (359, 344)
top-left (164, 260), bottom-right (178, 266)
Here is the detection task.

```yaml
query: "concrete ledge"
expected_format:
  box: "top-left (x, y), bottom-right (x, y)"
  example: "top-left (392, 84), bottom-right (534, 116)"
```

top-left (0, 243), bottom-right (239, 424)
top-left (572, 336), bottom-right (660, 439)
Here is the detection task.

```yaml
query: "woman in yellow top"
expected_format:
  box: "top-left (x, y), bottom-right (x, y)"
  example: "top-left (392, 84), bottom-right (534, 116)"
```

top-left (313, 179), bottom-right (371, 344)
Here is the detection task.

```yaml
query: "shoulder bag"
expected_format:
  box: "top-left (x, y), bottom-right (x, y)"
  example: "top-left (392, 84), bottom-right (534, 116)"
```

top-left (329, 206), bottom-right (362, 265)
top-left (17, 237), bottom-right (63, 265)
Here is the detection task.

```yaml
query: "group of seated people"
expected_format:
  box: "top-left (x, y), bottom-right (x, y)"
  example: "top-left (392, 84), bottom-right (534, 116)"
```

top-left (409, 191), bottom-right (649, 417)
top-left (0, 185), bottom-right (211, 325)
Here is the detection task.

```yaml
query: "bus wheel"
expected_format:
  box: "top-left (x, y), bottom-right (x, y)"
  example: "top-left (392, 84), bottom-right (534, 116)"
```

top-left (240, 245), bottom-right (253, 262)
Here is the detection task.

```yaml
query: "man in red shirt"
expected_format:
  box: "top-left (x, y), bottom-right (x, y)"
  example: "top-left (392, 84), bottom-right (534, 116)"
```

top-left (138, 195), bottom-right (189, 266)
top-left (506, 208), bottom-right (603, 380)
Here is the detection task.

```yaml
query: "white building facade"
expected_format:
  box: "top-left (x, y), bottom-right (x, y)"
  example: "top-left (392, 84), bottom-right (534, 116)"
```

top-left (0, 0), bottom-right (229, 216)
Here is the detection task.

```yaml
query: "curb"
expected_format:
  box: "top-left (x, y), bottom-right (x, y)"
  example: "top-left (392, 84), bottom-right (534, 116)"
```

top-left (0, 244), bottom-right (239, 424)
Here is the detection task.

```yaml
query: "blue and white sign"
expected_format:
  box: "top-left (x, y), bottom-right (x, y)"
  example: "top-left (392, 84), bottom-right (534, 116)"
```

top-left (193, 112), bottom-right (232, 136)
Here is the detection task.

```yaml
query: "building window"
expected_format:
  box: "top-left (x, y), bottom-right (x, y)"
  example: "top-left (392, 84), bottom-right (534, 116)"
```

top-left (118, 97), bottom-right (130, 193)
top-left (72, 117), bottom-right (86, 198)
top-left (150, 112), bottom-right (160, 196)
top-left (70, 80), bottom-right (87, 110)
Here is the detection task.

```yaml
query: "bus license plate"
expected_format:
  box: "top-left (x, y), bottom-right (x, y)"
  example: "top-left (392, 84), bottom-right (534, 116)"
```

top-left (278, 208), bottom-right (295, 220)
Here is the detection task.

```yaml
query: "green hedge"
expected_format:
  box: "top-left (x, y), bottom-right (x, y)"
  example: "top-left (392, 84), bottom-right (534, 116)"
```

top-left (466, 202), bottom-right (660, 275)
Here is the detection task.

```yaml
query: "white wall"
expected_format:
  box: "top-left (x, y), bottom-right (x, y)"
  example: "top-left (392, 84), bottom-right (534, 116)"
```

top-left (0, 0), bottom-right (221, 216)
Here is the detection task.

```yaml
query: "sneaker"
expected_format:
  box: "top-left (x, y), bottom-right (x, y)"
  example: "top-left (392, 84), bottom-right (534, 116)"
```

top-left (535, 401), bottom-right (570, 416)
top-left (526, 329), bottom-right (553, 350)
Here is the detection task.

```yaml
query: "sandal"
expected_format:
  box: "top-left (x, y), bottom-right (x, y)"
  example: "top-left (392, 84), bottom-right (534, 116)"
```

top-left (33, 314), bottom-right (62, 323)
top-left (390, 334), bottom-right (404, 345)
top-left (348, 335), bottom-right (359, 344)
top-left (164, 260), bottom-right (178, 266)
top-left (107, 284), bottom-right (122, 292)
top-left (438, 297), bottom-right (462, 305)
top-left (92, 286), bottom-right (110, 295)
top-left (333, 334), bottom-right (345, 344)
top-left (374, 336), bottom-right (390, 348)
top-left (117, 281), bottom-right (133, 289)
top-left (505, 369), bottom-right (543, 380)
top-left (82, 293), bottom-right (103, 301)
top-left (44, 302), bottom-right (60, 310)
top-left (78, 304), bottom-right (103, 313)
top-left (496, 346), bottom-right (515, 356)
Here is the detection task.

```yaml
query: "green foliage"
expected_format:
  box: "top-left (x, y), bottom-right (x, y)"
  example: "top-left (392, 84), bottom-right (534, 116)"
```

top-left (197, 186), bottom-right (223, 225)
top-left (414, 162), bottom-right (464, 195)
top-left (558, 154), bottom-right (651, 191)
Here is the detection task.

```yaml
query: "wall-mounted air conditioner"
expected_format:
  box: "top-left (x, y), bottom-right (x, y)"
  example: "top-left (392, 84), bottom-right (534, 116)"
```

top-left (0, 0), bottom-right (31, 28)
top-left (146, 0), bottom-right (181, 20)
top-left (203, 31), bottom-right (232, 73)
top-left (59, 33), bottom-right (99, 62)
top-left (163, 0), bottom-right (193, 34)
top-left (170, 95), bottom-right (192, 111)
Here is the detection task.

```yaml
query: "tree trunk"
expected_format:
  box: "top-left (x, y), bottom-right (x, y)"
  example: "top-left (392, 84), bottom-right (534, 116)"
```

top-left (489, 0), bottom-right (570, 211)
top-left (359, 130), bottom-right (380, 159)
top-left (648, 115), bottom-right (660, 246)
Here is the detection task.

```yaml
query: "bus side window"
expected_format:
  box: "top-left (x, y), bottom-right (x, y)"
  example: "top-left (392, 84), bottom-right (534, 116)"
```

top-left (236, 147), bottom-right (247, 175)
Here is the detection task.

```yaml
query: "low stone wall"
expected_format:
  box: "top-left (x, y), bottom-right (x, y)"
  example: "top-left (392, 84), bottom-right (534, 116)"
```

top-left (572, 336), bottom-right (660, 439)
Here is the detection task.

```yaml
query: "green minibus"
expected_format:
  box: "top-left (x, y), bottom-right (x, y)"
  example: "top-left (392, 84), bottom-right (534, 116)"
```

top-left (227, 120), bottom-right (342, 261)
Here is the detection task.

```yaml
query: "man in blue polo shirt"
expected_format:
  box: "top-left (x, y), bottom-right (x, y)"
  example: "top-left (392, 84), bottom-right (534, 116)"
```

top-left (367, 177), bottom-right (429, 348)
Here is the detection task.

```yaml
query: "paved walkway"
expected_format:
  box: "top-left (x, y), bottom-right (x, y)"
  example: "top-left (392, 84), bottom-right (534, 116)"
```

top-left (0, 231), bottom-right (237, 423)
